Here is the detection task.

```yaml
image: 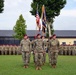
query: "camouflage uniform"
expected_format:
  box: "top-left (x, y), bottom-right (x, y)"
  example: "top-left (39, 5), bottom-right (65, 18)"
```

top-left (71, 46), bottom-right (75, 55)
top-left (64, 46), bottom-right (67, 55)
top-left (48, 38), bottom-right (60, 68)
top-left (31, 39), bottom-right (36, 63)
top-left (68, 46), bottom-right (72, 55)
top-left (59, 45), bottom-right (63, 55)
top-left (2, 45), bottom-right (5, 55)
top-left (42, 40), bottom-right (48, 64)
top-left (5, 45), bottom-right (9, 55)
top-left (34, 39), bottom-right (44, 70)
top-left (20, 38), bottom-right (31, 67)
top-left (74, 46), bottom-right (76, 55)
top-left (9, 45), bottom-right (12, 55)
top-left (0, 45), bottom-right (2, 55)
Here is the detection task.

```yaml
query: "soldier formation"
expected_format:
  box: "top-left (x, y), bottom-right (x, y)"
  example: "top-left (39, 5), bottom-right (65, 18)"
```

top-left (0, 45), bottom-right (20, 55)
top-left (20, 34), bottom-right (60, 70)
top-left (0, 34), bottom-right (76, 70)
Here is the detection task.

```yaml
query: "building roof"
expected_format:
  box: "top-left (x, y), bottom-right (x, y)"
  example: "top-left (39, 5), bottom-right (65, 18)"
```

top-left (0, 30), bottom-right (76, 38)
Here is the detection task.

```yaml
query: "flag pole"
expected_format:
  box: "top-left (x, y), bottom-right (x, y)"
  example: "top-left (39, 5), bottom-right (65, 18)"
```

top-left (41, 5), bottom-right (46, 37)
top-left (35, 4), bottom-right (38, 36)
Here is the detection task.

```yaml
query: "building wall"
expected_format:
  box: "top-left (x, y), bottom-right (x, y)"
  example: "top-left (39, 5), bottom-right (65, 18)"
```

top-left (58, 38), bottom-right (76, 45)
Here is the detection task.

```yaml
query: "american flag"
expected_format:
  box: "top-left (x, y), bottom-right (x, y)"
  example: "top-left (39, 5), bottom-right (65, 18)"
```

top-left (36, 9), bottom-right (41, 31)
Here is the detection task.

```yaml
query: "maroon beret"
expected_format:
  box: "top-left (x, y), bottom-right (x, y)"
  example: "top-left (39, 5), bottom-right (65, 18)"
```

top-left (37, 34), bottom-right (41, 37)
top-left (52, 34), bottom-right (56, 37)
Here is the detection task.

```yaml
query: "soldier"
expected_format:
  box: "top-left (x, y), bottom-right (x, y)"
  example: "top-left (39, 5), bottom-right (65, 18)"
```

top-left (9, 45), bottom-right (12, 55)
top-left (34, 34), bottom-right (44, 70)
top-left (69, 45), bottom-right (72, 55)
top-left (20, 34), bottom-right (31, 68)
top-left (48, 34), bottom-right (60, 68)
top-left (41, 36), bottom-right (47, 65)
top-left (74, 45), bottom-right (76, 55)
top-left (59, 45), bottom-right (62, 55)
top-left (31, 36), bottom-right (37, 63)
top-left (13, 45), bottom-right (17, 55)
top-left (2, 45), bottom-right (5, 55)
top-left (5, 45), bottom-right (9, 55)
top-left (64, 45), bottom-right (67, 55)
top-left (48, 36), bottom-right (52, 63)
top-left (0, 45), bottom-right (2, 55)
top-left (71, 45), bottom-right (75, 55)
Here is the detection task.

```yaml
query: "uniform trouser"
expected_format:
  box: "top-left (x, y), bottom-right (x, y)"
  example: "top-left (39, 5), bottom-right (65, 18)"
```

top-left (5, 50), bottom-right (8, 55)
top-left (22, 51), bottom-right (30, 66)
top-left (72, 50), bottom-right (75, 55)
top-left (59, 50), bottom-right (63, 55)
top-left (13, 50), bottom-right (16, 55)
top-left (1, 50), bottom-right (4, 55)
top-left (49, 52), bottom-right (58, 65)
top-left (64, 50), bottom-right (67, 55)
top-left (34, 53), bottom-right (43, 67)
top-left (43, 53), bottom-right (46, 64)
top-left (68, 50), bottom-right (71, 55)
top-left (48, 50), bottom-right (50, 63)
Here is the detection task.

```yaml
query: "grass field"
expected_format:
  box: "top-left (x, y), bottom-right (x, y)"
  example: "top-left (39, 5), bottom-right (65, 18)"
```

top-left (0, 54), bottom-right (76, 75)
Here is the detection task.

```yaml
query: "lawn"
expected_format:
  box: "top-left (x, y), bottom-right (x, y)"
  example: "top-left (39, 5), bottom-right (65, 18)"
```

top-left (0, 54), bottom-right (76, 75)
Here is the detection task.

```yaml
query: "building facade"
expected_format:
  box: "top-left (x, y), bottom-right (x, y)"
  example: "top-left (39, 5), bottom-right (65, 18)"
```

top-left (0, 30), bottom-right (76, 45)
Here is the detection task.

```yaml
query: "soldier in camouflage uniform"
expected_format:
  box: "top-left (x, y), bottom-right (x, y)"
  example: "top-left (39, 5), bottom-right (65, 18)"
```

top-left (41, 36), bottom-right (47, 65)
top-left (9, 45), bottom-right (13, 55)
top-left (34, 34), bottom-right (44, 70)
top-left (5, 45), bottom-right (9, 55)
top-left (74, 45), bottom-right (76, 55)
top-left (68, 45), bottom-right (72, 55)
top-left (48, 36), bottom-right (52, 63)
top-left (71, 45), bottom-right (75, 55)
top-left (59, 45), bottom-right (64, 55)
top-left (64, 46), bottom-right (67, 55)
top-left (20, 34), bottom-right (31, 68)
top-left (2, 45), bottom-right (5, 55)
top-left (31, 36), bottom-right (37, 63)
top-left (0, 45), bottom-right (2, 55)
top-left (48, 34), bottom-right (60, 68)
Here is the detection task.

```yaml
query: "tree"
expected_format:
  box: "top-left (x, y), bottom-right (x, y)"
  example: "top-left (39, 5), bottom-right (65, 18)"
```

top-left (13, 14), bottom-right (27, 40)
top-left (30, 0), bottom-right (66, 37)
top-left (0, 0), bottom-right (4, 13)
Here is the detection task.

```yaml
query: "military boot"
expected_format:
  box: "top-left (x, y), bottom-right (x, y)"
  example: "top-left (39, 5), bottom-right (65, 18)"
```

top-left (52, 65), bottom-right (56, 68)
top-left (36, 66), bottom-right (39, 70)
top-left (24, 65), bottom-right (28, 68)
top-left (24, 65), bottom-right (26, 68)
top-left (39, 67), bottom-right (42, 70)
top-left (26, 65), bottom-right (28, 68)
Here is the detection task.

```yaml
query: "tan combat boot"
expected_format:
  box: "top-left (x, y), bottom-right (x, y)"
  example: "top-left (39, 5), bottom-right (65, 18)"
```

top-left (26, 65), bottom-right (28, 68)
top-left (52, 65), bottom-right (56, 68)
top-left (24, 65), bottom-right (26, 68)
top-left (39, 67), bottom-right (42, 70)
top-left (36, 66), bottom-right (39, 70)
top-left (24, 65), bottom-right (28, 68)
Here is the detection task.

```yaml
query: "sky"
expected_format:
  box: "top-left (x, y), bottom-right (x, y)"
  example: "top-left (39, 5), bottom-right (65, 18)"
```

top-left (0, 0), bottom-right (76, 30)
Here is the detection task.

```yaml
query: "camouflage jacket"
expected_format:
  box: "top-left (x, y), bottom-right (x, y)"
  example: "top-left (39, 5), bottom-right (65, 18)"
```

top-left (48, 39), bottom-right (60, 52)
top-left (34, 39), bottom-right (44, 52)
top-left (20, 39), bottom-right (31, 52)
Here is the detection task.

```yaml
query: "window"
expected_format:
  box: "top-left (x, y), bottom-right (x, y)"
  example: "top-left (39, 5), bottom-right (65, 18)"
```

top-left (62, 42), bottom-right (66, 45)
top-left (74, 41), bottom-right (76, 45)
